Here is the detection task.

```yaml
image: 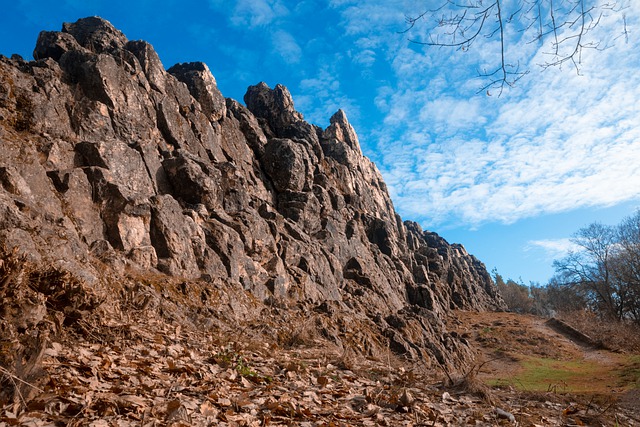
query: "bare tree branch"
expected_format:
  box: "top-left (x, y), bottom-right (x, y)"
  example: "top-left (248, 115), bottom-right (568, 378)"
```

top-left (403, 0), bottom-right (629, 95)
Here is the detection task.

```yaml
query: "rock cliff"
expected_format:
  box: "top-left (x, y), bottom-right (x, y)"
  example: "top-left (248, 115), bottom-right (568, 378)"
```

top-left (0, 17), bottom-right (504, 402)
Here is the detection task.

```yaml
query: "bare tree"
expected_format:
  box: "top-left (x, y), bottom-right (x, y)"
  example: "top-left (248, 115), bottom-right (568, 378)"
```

top-left (613, 210), bottom-right (640, 322)
top-left (552, 222), bottom-right (621, 318)
top-left (544, 276), bottom-right (587, 313)
top-left (552, 211), bottom-right (640, 324)
top-left (403, 0), bottom-right (629, 95)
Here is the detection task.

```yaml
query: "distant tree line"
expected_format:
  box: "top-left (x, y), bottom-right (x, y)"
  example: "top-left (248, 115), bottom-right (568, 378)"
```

top-left (495, 209), bottom-right (640, 325)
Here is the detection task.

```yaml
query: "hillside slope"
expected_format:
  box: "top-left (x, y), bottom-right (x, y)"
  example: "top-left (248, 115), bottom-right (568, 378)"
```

top-left (1, 17), bottom-right (505, 409)
top-left (2, 301), bottom-right (639, 425)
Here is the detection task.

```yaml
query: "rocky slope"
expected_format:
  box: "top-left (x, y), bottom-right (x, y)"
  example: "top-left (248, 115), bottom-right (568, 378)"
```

top-left (0, 17), bottom-right (504, 406)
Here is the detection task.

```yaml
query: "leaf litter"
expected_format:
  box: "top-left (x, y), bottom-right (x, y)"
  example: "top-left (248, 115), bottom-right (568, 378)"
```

top-left (3, 314), bottom-right (637, 426)
top-left (1, 260), bottom-right (638, 426)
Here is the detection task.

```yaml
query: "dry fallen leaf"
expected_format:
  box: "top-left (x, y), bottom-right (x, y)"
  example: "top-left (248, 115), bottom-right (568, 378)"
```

top-left (200, 400), bottom-right (218, 417)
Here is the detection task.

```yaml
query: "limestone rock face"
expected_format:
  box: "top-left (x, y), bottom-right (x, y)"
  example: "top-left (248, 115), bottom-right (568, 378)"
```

top-left (0, 17), bottom-right (504, 372)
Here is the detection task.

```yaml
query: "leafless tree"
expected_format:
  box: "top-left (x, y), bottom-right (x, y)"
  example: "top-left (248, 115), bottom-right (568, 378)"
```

top-left (403, 0), bottom-right (629, 95)
top-left (552, 222), bottom-right (621, 318)
top-left (613, 211), bottom-right (640, 322)
top-left (552, 211), bottom-right (640, 324)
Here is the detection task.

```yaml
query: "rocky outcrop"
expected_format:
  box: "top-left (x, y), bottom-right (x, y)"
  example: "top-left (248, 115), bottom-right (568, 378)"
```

top-left (0, 16), bottom-right (504, 387)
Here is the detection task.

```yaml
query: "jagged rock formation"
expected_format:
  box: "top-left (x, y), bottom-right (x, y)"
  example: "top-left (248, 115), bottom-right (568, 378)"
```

top-left (0, 16), bottom-right (504, 396)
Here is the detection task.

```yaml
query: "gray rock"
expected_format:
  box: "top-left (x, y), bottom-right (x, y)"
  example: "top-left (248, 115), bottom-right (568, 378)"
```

top-left (149, 194), bottom-right (202, 277)
top-left (262, 138), bottom-right (312, 192)
top-left (62, 16), bottom-right (128, 54)
top-left (244, 82), bottom-right (304, 137)
top-left (168, 62), bottom-right (226, 121)
top-left (33, 31), bottom-right (81, 61)
top-left (162, 150), bottom-right (222, 210)
top-left (321, 109), bottom-right (362, 164)
top-left (126, 40), bottom-right (167, 93)
top-left (0, 16), bottom-right (506, 377)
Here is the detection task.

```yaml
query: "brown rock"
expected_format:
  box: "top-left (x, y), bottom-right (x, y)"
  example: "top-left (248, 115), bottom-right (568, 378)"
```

top-left (0, 17), bottom-right (506, 397)
top-left (168, 62), bottom-right (226, 121)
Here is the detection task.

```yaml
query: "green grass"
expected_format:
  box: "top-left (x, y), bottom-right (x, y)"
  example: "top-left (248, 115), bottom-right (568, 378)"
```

top-left (616, 355), bottom-right (640, 389)
top-left (489, 355), bottom-right (615, 393)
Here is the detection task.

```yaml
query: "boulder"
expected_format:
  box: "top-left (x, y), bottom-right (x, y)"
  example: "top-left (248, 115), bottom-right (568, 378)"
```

top-left (33, 31), bottom-right (81, 61)
top-left (262, 138), bottom-right (312, 192)
top-left (126, 40), bottom-right (167, 93)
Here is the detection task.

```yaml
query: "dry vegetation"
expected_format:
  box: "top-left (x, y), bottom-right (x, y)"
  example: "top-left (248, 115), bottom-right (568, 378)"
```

top-left (449, 311), bottom-right (640, 424)
top-left (1, 247), bottom-right (639, 426)
top-left (559, 310), bottom-right (640, 354)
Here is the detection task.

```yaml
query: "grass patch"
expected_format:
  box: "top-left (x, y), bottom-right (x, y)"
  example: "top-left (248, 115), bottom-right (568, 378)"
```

top-left (490, 355), bottom-right (615, 393)
top-left (616, 355), bottom-right (640, 389)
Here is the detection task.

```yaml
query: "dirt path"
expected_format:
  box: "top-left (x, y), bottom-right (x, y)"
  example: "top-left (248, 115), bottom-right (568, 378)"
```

top-left (448, 311), bottom-right (636, 394)
top-left (536, 317), bottom-right (616, 365)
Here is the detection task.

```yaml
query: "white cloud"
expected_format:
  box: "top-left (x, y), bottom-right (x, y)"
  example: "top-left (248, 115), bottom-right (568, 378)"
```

top-left (353, 49), bottom-right (376, 67)
top-left (271, 30), bottom-right (301, 64)
top-left (222, 0), bottom-right (289, 28)
top-left (329, 0), bottom-right (409, 37)
top-left (418, 97), bottom-right (487, 134)
top-left (359, 2), bottom-right (640, 228)
top-left (526, 238), bottom-right (579, 260)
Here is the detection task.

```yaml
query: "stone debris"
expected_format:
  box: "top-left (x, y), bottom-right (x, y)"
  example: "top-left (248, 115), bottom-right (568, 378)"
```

top-left (495, 407), bottom-right (516, 423)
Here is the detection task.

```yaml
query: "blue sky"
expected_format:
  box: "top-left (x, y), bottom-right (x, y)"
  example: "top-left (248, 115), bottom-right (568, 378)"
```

top-left (1, 0), bottom-right (639, 285)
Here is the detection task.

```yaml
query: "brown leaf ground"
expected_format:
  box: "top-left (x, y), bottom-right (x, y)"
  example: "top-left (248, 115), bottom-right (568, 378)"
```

top-left (2, 299), bottom-right (639, 426)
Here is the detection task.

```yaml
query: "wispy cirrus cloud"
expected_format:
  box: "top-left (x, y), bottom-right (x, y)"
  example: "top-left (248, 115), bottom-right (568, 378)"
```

top-left (329, 0), bottom-right (408, 37)
top-left (352, 48), bottom-right (376, 67)
top-left (293, 65), bottom-right (361, 127)
top-left (333, 1), bottom-right (640, 229)
top-left (271, 30), bottom-right (301, 64)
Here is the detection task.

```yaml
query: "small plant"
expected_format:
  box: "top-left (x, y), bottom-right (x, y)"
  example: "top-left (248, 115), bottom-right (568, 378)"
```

top-left (275, 316), bottom-right (317, 349)
top-left (234, 356), bottom-right (257, 379)
top-left (210, 346), bottom-right (272, 384)
top-left (446, 360), bottom-right (494, 404)
top-left (547, 380), bottom-right (568, 394)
